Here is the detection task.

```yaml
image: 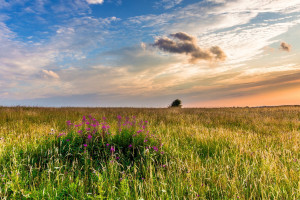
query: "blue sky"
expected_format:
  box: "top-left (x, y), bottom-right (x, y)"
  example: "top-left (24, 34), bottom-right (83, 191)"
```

top-left (1, 0), bottom-right (300, 107)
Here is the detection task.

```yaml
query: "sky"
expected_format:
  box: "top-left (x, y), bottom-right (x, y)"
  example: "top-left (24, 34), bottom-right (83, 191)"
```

top-left (0, 0), bottom-right (300, 107)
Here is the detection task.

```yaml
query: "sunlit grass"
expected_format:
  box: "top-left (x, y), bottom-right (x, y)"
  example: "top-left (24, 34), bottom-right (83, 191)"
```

top-left (0, 106), bottom-right (299, 199)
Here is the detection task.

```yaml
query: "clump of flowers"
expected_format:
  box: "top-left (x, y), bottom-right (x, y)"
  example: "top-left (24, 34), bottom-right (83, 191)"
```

top-left (57, 115), bottom-right (164, 167)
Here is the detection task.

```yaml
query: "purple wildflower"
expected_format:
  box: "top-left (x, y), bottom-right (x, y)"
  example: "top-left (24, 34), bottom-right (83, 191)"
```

top-left (66, 139), bottom-right (70, 142)
top-left (78, 130), bottom-right (82, 134)
top-left (106, 143), bottom-right (110, 146)
top-left (128, 144), bottom-right (133, 148)
top-left (87, 135), bottom-right (92, 140)
top-left (110, 146), bottom-right (115, 152)
top-left (83, 144), bottom-right (87, 147)
top-left (116, 157), bottom-right (120, 160)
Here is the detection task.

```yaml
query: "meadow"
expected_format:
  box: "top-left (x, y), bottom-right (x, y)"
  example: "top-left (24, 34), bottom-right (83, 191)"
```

top-left (0, 106), bottom-right (299, 199)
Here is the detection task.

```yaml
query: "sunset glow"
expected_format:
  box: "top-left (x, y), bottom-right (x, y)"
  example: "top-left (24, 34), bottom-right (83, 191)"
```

top-left (1, 0), bottom-right (300, 107)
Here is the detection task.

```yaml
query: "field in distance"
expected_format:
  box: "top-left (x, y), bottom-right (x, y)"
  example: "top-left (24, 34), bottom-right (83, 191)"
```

top-left (0, 106), bottom-right (299, 199)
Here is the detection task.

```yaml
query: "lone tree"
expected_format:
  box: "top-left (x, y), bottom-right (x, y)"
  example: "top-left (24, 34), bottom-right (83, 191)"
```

top-left (170, 99), bottom-right (182, 108)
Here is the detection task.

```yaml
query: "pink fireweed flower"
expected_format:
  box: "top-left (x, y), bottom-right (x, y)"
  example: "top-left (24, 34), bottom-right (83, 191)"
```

top-left (110, 146), bottom-right (115, 152)
top-left (128, 144), bottom-right (133, 148)
top-left (86, 128), bottom-right (91, 131)
top-left (102, 117), bottom-right (107, 121)
top-left (116, 157), bottom-right (120, 160)
top-left (57, 132), bottom-right (66, 138)
top-left (137, 130), bottom-right (143, 134)
top-left (78, 130), bottom-right (82, 134)
top-left (87, 135), bottom-right (92, 140)
top-left (106, 143), bottom-right (110, 146)
top-left (82, 116), bottom-right (86, 122)
top-left (66, 139), bottom-right (70, 142)
top-left (152, 146), bottom-right (158, 151)
top-left (86, 122), bottom-right (90, 125)
top-left (66, 120), bottom-right (73, 126)
top-left (83, 144), bottom-right (88, 147)
top-left (144, 139), bottom-right (148, 143)
top-left (75, 123), bottom-right (82, 127)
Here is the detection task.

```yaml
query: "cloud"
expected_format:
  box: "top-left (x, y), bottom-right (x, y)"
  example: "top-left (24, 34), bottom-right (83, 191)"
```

top-left (42, 70), bottom-right (59, 79)
top-left (153, 32), bottom-right (226, 63)
top-left (86, 0), bottom-right (104, 4)
top-left (140, 42), bottom-right (146, 51)
top-left (280, 42), bottom-right (291, 52)
top-left (170, 32), bottom-right (195, 42)
top-left (155, 0), bottom-right (183, 9)
top-left (0, 0), bottom-right (10, 9)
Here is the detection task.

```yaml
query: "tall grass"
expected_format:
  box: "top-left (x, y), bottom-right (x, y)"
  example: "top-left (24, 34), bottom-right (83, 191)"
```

top-left (0, 106), bottom-right (299, 199)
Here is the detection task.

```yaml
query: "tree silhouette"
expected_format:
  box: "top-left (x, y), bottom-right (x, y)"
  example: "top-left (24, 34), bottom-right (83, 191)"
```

top-left (170, 99), bottom-right (182, 108)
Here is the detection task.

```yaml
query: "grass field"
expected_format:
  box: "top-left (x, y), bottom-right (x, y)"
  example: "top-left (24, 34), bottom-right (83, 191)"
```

top-left (0, 106), bottom-right (299, 199)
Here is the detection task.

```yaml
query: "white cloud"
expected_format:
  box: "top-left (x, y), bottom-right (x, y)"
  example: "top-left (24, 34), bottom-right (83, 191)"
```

top-left (129, 0), bottom-right (300, 34)
top-left (42, 70), bottom-right (59, 79)
top-left (0, 15), bottom-right (119, 100)
top-left (206, 0), bottom-right (300, 14)
top-left (86, 0), bottom-right (104, 4)
top-left (197, 19), bottom-right (300, 64)
top-left (156, 0), bottom-right (183, 9)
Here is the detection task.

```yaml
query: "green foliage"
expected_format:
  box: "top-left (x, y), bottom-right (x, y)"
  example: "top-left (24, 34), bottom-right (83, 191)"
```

top-left (170, 99), bottom-right (182, 107)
